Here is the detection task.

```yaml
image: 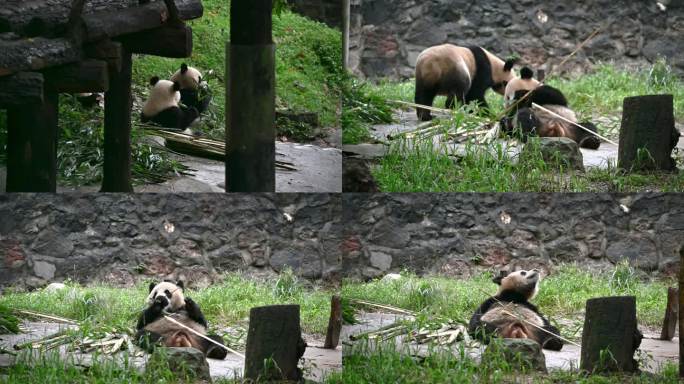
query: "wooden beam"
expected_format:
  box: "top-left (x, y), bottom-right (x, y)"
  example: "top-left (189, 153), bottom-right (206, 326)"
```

top-left (226, 0), bottom-right (275, 192)
top-left (119, 24), bottom-right (192, 58)
top-left (0, 72), bottom-right (44, 107)
top-left (101, 46), bottom-right (133, 192)
top-left (0, 37), bottom-right (81, 76)
top-left (43, 59), bottom-right (109, 93)
top-left (84, 40), bottom-right (122, 73)
top-left (6, 85), bottom-right (59, 192)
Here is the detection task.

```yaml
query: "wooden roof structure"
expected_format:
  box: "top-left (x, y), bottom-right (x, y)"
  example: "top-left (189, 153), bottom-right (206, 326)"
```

top-left (0, 0), bottom-right (204, 192)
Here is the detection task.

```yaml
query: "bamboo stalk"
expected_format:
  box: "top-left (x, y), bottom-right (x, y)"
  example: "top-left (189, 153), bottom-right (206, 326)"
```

top-left (15, 310), bottom-right (79, 325)
top-left (386, 100), bottom-right (451, 115)
top-left (350, 299), bottom-right (416, 316)
top-left (162, 315), bottom-right (245, 359)
top-left (531, 103), bottom-right (618, 146)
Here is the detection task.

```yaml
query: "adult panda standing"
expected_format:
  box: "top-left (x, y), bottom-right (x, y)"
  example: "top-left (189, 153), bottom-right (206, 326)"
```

top-left (141, 77), bottom-right (200, 131)
top-left (469, 269), bottom-right (563, 351)
top-left (501, 67), bottom-right (602, 149)
top-left (414, 44), bottom-right (517, 121)
top-left (135, 280), bottom-right (228, 359)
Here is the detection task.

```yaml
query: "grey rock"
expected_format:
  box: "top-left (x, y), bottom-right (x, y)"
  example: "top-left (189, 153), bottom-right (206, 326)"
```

top-left (158, 347), bottom-right (211, 382)
top-left (483, 338), bottom-right (547, 373)
top-left (370, 251), bottom-right (393, 271)
top-left (524, 137), bottom-right (584, 171)
top-left (44, 282), bottom-right (66, 292)
top-left (606, 235), bottom-right (659, 271)
top-left (33, 261), bottom-right (56, 280)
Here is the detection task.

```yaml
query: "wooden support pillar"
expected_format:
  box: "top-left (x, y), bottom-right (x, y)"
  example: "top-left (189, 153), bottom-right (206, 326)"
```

top-left (226, 0), bottom-right (275, 192)
top-left (679, 245), bottom-right (684, 377)
top-left (342, 0), bottom-right (350, 69)
top-left (101, 46), bottom-right (133, 192)
top-left (580, 296), bottom-right (642, 373)
top-left (6, 84), bottom-right (59, 192)
top-left (618, 94), bottom-right (679, 172)
top-left (244, 305), bottom-right (306, 381)
top-left (324, 295), bottom-right (342, 349)
top-left (660, 287), bottom-right (678, 340)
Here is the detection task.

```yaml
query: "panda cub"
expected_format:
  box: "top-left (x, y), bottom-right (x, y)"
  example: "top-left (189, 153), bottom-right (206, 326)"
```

top-left (170, 63), bottom-right (212, 114)
top-left (135, 280), bottom-right (227, 359)
top-left (500, 67), bottom-right (601, 149)
top-left (141, 77), bottom-right (200, 130)
top-left (414, 44), bottom-right (516, 121)
top-left (468, 269), bottom-right (563, 351)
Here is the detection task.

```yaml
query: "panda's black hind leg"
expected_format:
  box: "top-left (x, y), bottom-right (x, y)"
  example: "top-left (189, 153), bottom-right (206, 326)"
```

top-left (415, 82), bottom-right (437, 121)
top-left (135, 330), bottom-right (164, 353)
top-left (576, 121), bottom-right (601, 149)
top-left (202, 334), bottom-right (228, 360)
top-left (539, 324), bottom-right (563, 351)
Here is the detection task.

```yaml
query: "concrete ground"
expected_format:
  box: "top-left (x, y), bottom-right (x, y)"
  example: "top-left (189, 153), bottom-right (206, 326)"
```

top-left (0, 138), bottom-right (341, 193)
top-left (0, 321), bottom-right (341, 382)
top-left (342, 311), bottom-right (679, 374)
top-left (343, 109), bottom-right (684, 170)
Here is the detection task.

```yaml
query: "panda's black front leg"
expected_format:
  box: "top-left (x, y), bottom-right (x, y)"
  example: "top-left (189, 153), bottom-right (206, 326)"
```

top-left (136, 295), bottom-right (168, 330)
top-left (184, 297), bottom-right (208, 328)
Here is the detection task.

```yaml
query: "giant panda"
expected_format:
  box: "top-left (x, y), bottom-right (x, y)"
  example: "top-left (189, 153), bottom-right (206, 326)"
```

top-left (414, 44), bottom-right (517, 121)
top-left (500, 67), bottom-right (601, 149)
top-left (170, 63), bottom-right (212, 114)
top-left (468, 269), bottom-right (563, 351)
top-left (135, 280), bottom-right (227, 359)
top-left (141, 77), bottom-right (200, 130)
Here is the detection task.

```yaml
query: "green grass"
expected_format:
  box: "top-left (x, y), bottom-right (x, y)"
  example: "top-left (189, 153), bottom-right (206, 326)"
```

top-left (0, 2), bottom-right (342, 186)
top-left (0, 272), bottom-right (333, 337)
top-left (343, 263), bottom-right (671, 331)
top-left (337, 341), bottom-right (681, 384)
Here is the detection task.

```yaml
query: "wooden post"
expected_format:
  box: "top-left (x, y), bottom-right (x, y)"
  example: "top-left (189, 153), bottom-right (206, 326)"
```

top-left (226, 0), bottom-right (276, 192)
top-left (679, 245), bottom-right (684, 377)
top-left (660, 287), bottom-right (678, 340)
top-left (244, 305), bottom-right (306, 382)
top-left (618, 94), bottom-right (678, 172)
top-left (6, 84), bottom-right (59, 192)
top-left (342, 0), bottom-right (350, 69)
top-left (580, 296), bottom-right (641, 373)
top-left (101, 46), bottom-right (133, 192)
top-left (324, 295), bottom-right (342, 349)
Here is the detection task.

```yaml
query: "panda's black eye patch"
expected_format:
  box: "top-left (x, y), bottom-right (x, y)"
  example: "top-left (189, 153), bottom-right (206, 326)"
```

top-left (165, 289), bottom-right (171, 298)
top-left (520, 271), bottom-right (527, 276)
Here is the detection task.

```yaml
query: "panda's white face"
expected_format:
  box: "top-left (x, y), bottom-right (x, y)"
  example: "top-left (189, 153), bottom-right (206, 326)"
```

top-left (504, 76), bottom-right (541, 107)
top-left (171, 64), bottom-right (203, 91)
top-left (498, 269), bottom-right (540, 300)
top-left (146, 281), bottom-right (185, 312)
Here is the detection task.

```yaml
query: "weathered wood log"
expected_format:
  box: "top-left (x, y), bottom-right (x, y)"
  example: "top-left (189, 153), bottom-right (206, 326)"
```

top-left (660, 287), bottom-right (678, 341)
top-left (618, 94), bottom-right (679, 171)
top-left (118, 24), bottom-right (192, 58)
top-left (0, 37), bottom-right (81, 76)
top-left (0, 0), bottom-right (202, 39)
top-left (226, 0), bottom-right (275, 192)
top-left (244, 305), bottom-right (306, 382)
top-left (101, 47), bottom-right (133, 192)
top-left (324, 295), bottom-right (342, 349)
top-left (679, 246), bottom-right (684, 377)
top-left (0, 72), bottom-right (44, 107)
top-left (580, 296), bottom-right (642, 373)
top-left (43, 59), bottom-right (108, 93)
top-left (6, 85), bottom-right (59, 192)
top-left (84, 40), bottom-right (122, 73)
top-left (83, 0), bottom-right (203, 42)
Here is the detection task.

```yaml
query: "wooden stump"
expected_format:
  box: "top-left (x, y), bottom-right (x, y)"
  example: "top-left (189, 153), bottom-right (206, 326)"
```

top-left (679, 246), bottom-right (684, 377)
top-left (226, 0), bottom-right (275, 192)
top-left (324, 295), bottom-right (342, 349)
top-left (580, 296), bottom-right (641, 373)
top-left (618, 94), bottom-right (678, 171)
top-left (244, 305), bottom-right (306, 382)
top-left (101, 47), bottom-right (133, 192)
top-left (660, 287), bottom-right (678, 340)
top-left (6, 85), bottom-right (59, 192)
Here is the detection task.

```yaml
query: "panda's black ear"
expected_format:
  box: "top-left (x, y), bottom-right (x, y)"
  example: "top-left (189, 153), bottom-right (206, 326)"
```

top-left (149, 76), bottom-right (160, 86)
top-left (492, 270), bottom-right (508, 285)
top-left (504, 58), bottom-right (517, 72)
top-left (520, 67), bottom-right (534, 79)
top-left (176, 280), bottom-right (184, 290)
top-left (172, 81), bottom-right (181, 92)
top-left (181, 63), bottom-right (188, 74)
top-left (148, 281), bottom-right (156, 292)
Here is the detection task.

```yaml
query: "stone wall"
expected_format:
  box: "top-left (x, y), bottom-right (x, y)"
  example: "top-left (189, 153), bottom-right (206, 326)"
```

top-left (350, 0), bottom-right (684, 79)
top-left (291, 0), bottom-right (342, 29)
top-left (0, 194), bottom-right (341, 289)
top-left (341, 194), bottom-right (684, 279)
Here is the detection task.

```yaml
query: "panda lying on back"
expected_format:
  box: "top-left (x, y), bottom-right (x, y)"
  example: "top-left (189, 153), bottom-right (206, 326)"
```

top-left (135, 280), bottom-right (227, 359)
top-left (500, 67), bottom-right (601, 149)
top-left (468, 269), bottom-right (563, 351)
